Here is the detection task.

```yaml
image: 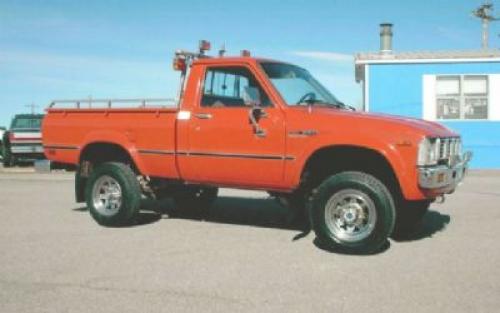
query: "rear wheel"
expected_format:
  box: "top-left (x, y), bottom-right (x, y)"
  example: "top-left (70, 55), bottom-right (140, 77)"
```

top-left (310, 171), bottom-right (395, 254)
top-left (392, 200), bottom-right (431, 238)
top-left (86, 162), bottom-right (141, 226)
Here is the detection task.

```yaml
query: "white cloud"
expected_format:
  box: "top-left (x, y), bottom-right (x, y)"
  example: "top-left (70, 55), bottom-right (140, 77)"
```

top-left (290, 51), bottom-right (353, 62)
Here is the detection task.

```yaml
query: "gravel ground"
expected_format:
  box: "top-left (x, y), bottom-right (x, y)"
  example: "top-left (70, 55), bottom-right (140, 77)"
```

top-left (0, 168), bottom-right (499, 313)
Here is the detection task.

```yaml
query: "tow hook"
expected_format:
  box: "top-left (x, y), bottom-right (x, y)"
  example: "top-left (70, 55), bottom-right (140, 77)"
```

top-left (435, 195), bottom-right (446, 204)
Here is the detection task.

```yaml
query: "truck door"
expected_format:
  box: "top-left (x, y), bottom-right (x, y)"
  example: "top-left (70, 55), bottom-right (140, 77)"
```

top-left (183, 65), bottom-right (286, 188)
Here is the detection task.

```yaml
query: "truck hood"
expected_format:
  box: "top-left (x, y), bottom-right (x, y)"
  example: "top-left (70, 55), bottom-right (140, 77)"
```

top-left (313, 108), bottom-right (458, 138)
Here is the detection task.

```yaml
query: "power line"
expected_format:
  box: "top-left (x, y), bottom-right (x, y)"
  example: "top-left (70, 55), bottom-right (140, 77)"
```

top-left (472, 1), bottom-right (499, 48)
top-left (25, 103), bottom-right (39, 114)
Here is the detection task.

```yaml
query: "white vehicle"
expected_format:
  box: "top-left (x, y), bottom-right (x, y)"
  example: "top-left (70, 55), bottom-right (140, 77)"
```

top-left (2, 114), bottom-right (44, 167)
top-left (0, 127), bottom-right (5, 160)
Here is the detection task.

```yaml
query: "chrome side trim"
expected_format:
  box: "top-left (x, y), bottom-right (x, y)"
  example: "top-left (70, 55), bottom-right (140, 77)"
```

top-left (43, 146), bottom-right (295, 161)
top-left (176, 151), bottom-right (295, 161)
top-left (189, 152), bottom-right (282, 160)
top-left (138, 149), bottom-right (175, 155)
top-left (43, 145), bottom-right (79, 150)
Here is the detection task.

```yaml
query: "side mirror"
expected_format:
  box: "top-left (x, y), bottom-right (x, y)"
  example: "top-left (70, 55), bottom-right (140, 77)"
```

top-left (242, 86), bottom-right (261, 107)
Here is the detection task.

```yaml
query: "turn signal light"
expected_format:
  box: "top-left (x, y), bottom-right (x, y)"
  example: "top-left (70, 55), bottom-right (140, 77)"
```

top-left (199, 40), bottom-right (211, 53)
top-left (173, 57), bottom-right (186, 71)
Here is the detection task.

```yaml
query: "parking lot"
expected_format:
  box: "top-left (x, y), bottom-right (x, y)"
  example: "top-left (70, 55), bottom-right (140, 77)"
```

top-left (0, 167), bottom-right (499, 313)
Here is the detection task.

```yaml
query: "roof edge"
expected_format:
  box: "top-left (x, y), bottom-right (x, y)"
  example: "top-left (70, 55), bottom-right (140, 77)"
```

top-left (355, 57), bottom-right (500, 65)
top-left (355, 49), bottom-right (500, 64)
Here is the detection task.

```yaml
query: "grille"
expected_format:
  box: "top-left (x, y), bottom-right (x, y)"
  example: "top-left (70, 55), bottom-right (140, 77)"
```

top-left (438, 137), bottom-right (461, 160)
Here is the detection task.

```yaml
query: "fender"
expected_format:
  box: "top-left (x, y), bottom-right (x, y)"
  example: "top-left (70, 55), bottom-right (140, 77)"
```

top-left (288, 133), bottom-right (420, 200)
top-left (79, 130), bottom-right (148, 175)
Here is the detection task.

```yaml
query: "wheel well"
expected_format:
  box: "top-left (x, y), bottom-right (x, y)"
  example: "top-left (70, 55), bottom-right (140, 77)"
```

top-left (301, 145), bottom-right (403, 200)
top-left (76, 142), bottom-right (136, 203)
top-left (79, 142), bottom-right (133, 166)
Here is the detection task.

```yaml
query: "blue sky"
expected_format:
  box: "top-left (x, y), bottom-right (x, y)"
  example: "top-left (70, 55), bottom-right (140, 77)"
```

top-left (0, 0), bottom-right (498, 126)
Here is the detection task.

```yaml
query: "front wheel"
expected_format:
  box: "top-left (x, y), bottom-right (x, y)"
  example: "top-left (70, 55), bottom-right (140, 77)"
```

top-left (86, 162), bottom-right (142, 226)
top-left (310, 171), bottom-right (395, 254)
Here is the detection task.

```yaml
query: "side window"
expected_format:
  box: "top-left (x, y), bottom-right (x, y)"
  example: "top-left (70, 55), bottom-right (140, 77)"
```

top-left (201, 66), bottom-right (271, 108)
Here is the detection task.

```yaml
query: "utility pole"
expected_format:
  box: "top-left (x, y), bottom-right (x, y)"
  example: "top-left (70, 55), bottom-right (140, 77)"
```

top-left (472, 1), bottom-right (499, 49)
top-left (25, 103), bottom-right (39, 114)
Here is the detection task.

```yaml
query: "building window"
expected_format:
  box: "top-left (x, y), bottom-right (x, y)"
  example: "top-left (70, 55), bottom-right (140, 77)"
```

top-left (436, 75), bottom-right (488, 120)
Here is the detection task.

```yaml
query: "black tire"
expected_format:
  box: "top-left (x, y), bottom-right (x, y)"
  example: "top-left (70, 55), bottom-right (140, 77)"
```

top-left (2, 144), bottom-right (14, 167)
top-left (85, 162), bottom-right (141, 226)
top-left (392, 200), bottom-right (431, 238)
top-left (309, 171), bottom-right (395, 254)
top-left (172, 185), bottom-right (218, 217)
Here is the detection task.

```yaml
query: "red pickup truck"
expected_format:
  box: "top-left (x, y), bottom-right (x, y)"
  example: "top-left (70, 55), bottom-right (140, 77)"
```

top-left (42, 42), bottom-right (471, 253)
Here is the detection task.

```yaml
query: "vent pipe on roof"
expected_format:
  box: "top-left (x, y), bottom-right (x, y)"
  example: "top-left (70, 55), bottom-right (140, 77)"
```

top-left (380, 23), bottom-right (393, 54)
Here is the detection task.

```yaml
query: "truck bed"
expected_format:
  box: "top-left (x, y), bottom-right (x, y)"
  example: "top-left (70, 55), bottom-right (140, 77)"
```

top-left (42, 106), bottom-right (180, 178)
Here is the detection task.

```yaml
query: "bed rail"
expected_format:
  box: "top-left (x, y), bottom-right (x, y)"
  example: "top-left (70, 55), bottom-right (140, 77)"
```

top-left (48, 98), bottom-right (178, 109)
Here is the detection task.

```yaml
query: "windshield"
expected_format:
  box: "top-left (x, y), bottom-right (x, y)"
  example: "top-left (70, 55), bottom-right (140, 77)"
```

top-left (260, 62), bottom-right (342, 107)
top-left (11, 117), bottom-right (43, 129)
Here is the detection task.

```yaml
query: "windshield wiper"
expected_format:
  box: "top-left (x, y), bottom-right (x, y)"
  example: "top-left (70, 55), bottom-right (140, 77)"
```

top-left (296, 99), bottom-right (356, 111)
top-left (335, 101), bottom-right (356, 111)
top-left (298, 99), bottom-right (352, 110)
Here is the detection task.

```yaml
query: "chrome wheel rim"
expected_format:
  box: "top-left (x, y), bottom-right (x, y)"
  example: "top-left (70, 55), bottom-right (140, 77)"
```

top-left (92, 175), bottom-right (122, 216)
top-left (324, 189), bottom-right (377, 242)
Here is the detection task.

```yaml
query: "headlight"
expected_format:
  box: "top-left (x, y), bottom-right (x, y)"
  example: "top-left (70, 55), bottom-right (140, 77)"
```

top-left (417, 137), bottom-right (439, 166)
top-left (418, 137), bottom-right (463, 166)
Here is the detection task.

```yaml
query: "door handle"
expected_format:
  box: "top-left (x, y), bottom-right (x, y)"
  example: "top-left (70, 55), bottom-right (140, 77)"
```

top-left (195, 113), bottom-right (213, 119)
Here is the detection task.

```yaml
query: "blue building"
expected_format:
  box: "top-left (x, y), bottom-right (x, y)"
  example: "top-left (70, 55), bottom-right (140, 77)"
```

top-left (355, 25), bottom-right (500, 169)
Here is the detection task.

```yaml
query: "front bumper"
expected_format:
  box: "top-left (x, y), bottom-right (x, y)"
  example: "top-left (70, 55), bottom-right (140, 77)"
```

top-left (418, 151), bottom-right (472, 191)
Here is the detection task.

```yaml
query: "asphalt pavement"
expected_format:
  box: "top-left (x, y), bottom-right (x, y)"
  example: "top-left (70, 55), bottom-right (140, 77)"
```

top-left (0, 167), bottom-right (499, 313)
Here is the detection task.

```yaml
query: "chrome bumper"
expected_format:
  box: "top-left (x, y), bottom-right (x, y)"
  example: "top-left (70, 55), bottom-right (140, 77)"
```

top-left (11, 144), bottom-right (44, 154)
top-left (418, 151), bottom-right (472, 190)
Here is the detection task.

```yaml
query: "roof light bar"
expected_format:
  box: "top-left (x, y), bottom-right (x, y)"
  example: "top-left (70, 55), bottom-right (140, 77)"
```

top-left (199, 40), bottom-right (211, 55)
top-left (241, 49), bottom-right (251, 57)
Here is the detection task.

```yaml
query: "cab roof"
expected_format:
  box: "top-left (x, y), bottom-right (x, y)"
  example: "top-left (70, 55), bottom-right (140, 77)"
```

top-left (193, 56), bottom-right (288, 66)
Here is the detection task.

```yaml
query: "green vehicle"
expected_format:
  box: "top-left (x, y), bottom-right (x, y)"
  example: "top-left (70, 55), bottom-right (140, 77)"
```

top-left (2, 114), bottom-right (45, 167)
